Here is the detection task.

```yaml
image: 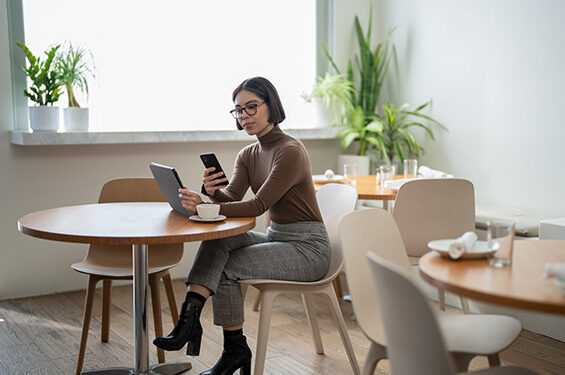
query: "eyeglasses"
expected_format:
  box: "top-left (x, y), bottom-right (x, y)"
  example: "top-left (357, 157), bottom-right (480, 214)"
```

top-left (229, 101), bottom-right (265, 119)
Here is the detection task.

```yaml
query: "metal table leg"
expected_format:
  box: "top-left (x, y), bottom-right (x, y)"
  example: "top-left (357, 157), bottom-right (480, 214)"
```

top-left (81, 244), bottom-right (191, 375)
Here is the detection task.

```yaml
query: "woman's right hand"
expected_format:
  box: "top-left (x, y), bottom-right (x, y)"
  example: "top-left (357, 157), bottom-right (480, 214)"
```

top-left (203, 167), bottom-right (228, 196)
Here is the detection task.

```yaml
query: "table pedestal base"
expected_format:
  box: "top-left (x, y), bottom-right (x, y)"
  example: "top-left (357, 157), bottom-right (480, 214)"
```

top-left (80, 361), bottom-right (192, 374)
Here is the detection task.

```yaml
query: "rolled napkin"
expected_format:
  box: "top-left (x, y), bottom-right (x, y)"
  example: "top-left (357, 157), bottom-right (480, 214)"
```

top-left (383, 178), bottom-right (410, 190)
top-left (448, 231), bottom-right (478, 259)
top-left (419, 165), bottom-right (454, 178)
top-left (542, 263), bottom-right (565, 281)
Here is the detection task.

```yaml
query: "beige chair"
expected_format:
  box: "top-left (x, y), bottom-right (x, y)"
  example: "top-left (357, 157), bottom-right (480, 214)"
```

top-left (393, 178), bottom-right (475, 311)
top-left (366, 251), bottom-right (539, 375)
top-left (339, 208), bottom-right (522, 374)
top-left (240, 183), bottom-right (360, 375)
top-left (71, 178), bottom-right (183, 374)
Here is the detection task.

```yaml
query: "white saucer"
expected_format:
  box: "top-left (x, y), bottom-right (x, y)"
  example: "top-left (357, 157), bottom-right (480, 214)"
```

top-left (189, 215), bottom-right (226, 223)
top-left (312, 174), bottom-right (345, 184)
top-left (427, 239), bottom-right (498, 259)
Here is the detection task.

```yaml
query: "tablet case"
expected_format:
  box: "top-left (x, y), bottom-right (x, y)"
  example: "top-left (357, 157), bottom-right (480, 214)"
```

top-left (149, 162), bottom-right (193, 216)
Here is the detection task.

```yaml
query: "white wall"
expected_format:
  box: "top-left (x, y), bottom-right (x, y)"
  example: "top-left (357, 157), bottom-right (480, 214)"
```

top-left (0, 0), bottom-right (344, 299)
top-left (373, 0), bottom-right (565, 215)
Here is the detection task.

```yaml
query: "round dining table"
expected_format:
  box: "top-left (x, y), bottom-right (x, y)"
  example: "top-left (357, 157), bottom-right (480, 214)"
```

top-left (18, 202), bottom-right (256, 375)
top-left (419, 240), bottom-right (565, 315)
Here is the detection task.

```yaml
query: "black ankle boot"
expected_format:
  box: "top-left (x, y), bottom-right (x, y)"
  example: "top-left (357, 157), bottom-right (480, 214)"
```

top-left (153, 301), bottom-right (203, 355)
top-left (200, 335), bottom-right (252, 375)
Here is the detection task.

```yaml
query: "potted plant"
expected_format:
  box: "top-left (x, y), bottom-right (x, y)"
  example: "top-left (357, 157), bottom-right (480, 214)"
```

top-left (308, 14), bottom-right (445, 173)
top-left (16, 42), bottom-right (63, 132)
top-left (57, 42), bottom-right (95, 131)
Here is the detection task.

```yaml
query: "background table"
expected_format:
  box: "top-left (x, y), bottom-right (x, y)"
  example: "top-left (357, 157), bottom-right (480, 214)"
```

top-left (314, 175), bottom-right (397, 210)
top-left (18, 202), bottom-right (255, 375)
top-left (419, 240), bottom-right (565, 315)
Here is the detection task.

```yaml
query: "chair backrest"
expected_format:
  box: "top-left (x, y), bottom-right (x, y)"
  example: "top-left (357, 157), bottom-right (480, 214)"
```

top-left (316, 183), bottom-right (358, 279)
top-left (85, 178), bottom-right (182, 269)
top-left (366, 251), bottom-right (456, 375)
top-left (339, 208), bottom-right (412, 344)
top-left (393, 178), bottom-right (475, 257)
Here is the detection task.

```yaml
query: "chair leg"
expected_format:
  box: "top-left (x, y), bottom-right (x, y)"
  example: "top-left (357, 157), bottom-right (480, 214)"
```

top-left (438, 287), bottom-right (446, 311)
top-left (452, 353), bottom-right (475, 372)
top-left (332, 274), bottom-right (344, 300)
top-left (76, 276), bottom-right (99, 375)
top-left (252, 289), bottom-right (262, 312)
top-left (301, 293), bottom-right (324, 354)
top-left (149, 275), bottom-right (165, 364)
top-left (325, 285), bottom-right (360, 375)
top-left (361, 341), bottom-right (386, 375)
top-left (460, 296), bottom-right (471, 314)
top-left (253, 289), bottom-right (276, 375)
top-left (161, 272), bottom-right (178, 323)
top-left (101, 280), bottom-right (112, 342)
top-left (488, 353), bottom-right (501, 367)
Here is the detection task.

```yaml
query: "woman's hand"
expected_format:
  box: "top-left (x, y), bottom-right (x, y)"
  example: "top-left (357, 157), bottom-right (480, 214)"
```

top-left (203, 167), bottom-right (228, 196)
top-left (179, 187), bottom-right (203, 213)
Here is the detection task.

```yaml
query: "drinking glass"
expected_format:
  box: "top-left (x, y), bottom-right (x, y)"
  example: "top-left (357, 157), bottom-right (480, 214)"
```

top-left (403, 159), bottom-right (418, 179)
top-left (487, 220), bottom-right (515, 267)
top-left (378, 165), bottom-right (395, 190)
top-left (343, 163), bottom-right (357, 186)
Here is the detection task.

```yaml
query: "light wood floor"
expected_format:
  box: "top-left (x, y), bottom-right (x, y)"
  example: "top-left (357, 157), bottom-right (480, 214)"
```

top-left (0, 279), bottom-right (564, 374)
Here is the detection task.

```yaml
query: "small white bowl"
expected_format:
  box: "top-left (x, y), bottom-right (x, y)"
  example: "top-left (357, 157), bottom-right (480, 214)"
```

top-left (196, 203), bottom-right (220, 219)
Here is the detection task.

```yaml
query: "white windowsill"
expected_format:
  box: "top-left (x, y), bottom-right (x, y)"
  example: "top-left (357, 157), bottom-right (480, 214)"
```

top-left (10, 127), bottom-right (340, 146)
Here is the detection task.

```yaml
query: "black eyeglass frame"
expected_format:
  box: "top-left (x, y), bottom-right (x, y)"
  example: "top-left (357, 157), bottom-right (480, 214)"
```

top-left (229, 101), bottom-right (266, 119)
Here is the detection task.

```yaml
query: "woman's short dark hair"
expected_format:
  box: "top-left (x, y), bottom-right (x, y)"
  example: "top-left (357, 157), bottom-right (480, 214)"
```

top-left (232, 77), bottom-right (286, 130)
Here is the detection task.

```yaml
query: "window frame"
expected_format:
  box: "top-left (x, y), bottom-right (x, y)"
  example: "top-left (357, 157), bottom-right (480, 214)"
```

top-left (7, 0), bottom-right (335, 136)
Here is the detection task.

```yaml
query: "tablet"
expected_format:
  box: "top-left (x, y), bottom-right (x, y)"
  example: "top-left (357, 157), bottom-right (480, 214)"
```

top-left (149, 162), bottom-right (193, 216)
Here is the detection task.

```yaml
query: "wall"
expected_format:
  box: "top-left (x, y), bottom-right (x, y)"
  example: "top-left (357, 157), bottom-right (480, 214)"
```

top-left (372, 0), bottom-right (565, 215)
top-left (0, 0), bottom-right (344, 299)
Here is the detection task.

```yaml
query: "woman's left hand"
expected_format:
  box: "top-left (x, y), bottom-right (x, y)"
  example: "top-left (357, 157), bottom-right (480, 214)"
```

top-left (179, 187), bottom-right (203, 213)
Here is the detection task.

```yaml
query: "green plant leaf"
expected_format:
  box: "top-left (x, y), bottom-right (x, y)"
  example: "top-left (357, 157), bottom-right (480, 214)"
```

top-left (365, 119), bottom-right (383, 133)
top-left (342, 131), bottom-right (359, 150)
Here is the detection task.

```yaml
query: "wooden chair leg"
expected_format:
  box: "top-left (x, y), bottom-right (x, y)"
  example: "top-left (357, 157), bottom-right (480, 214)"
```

top-left (325, 284), bottom-right (360, 375)
top-left (488, 353), bottom-right (501, 367)
top-left (361, 341), bottom-right (386, 375)
top-left (438, 287), bottom-right (446, 311)
top-left (101, 279), bottom-right (112, 342)
top-left (252, 289), bottom-right (262, 312)
top-left (161, 272), bottom-right (178, 324)
top-left (254, 289), bottom-right (276, 375)
top-left (149, 275), bottom-right (165, 363)
top-left (302, 293), bottom-right (324, 354)
top-left (332, 274), bottom-right (344, 300)
top-left (76, 276), bottom-right (99, 375)
top-left (460, 296), bottom-right (471, 314)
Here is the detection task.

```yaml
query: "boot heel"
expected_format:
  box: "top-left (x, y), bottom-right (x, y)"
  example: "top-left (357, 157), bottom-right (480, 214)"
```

top-left (186, 334), bottom-right (202, 356)
top-left (240, 360), bottom-right (251, 375)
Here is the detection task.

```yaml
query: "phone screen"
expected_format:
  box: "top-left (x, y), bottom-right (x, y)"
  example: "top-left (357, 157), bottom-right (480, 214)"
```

top-left (200, 153), bottom-right (229, 186)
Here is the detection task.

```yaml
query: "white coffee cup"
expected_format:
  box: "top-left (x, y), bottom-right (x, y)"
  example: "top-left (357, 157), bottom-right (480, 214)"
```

top-left (196, 203), bottom-right (220, 219)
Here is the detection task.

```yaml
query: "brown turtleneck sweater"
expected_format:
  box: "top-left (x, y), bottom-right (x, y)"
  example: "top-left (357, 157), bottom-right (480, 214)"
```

top-left (211, 126), bottom-right (323, 224)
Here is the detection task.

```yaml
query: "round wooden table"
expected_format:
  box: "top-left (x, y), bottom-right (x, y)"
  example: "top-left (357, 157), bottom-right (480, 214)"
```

top-left (18, 202), bottom-right (256, 375)
top-left (314, 175), bottom-right (397, 209)
top-left (419, 240), bottom-right (565, 315)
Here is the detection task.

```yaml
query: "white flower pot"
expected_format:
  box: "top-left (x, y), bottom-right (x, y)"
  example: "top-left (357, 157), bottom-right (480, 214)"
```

top-left (63, 107), bottom-right (89, 131)
top-left (29, 106), bottom-right (60, 132)
top-left (337, 154), bottom-right (371, 175)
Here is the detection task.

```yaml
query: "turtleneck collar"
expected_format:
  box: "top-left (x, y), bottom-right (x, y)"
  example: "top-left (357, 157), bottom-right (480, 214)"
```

top-left (257, 125), bottom-right (285, 149)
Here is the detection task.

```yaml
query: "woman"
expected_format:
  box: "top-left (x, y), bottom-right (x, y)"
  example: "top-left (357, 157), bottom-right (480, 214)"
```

top-left (153, 77), bottom-right (331, 375)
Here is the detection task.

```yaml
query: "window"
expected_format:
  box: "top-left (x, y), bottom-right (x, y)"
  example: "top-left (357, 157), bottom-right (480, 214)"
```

top-left (10, 0), bottom-right (334, 132)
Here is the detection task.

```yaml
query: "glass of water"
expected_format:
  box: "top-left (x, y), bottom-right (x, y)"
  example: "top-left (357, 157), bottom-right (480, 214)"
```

top-left (378, 165), bottom-right (395, 190)
top-left (343, 163), bottom-right (357, 186)
top-left (487, 220), bottom-right (515, 267)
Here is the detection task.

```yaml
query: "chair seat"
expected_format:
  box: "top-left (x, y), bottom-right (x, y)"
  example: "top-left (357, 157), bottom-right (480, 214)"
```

top-left (439, 311), bottom-right (521, 355)
top-left (71, 261), bottom-right (176, 278)
top-left (239, 275), bottom-right (334, 288)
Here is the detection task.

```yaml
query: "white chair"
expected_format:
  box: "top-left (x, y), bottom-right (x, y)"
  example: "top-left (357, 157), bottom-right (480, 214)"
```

top-left (366, 251), bottom-right (539, 375)
top-left (240, 183), bottom-right (360, 375)
top-left (339, 208), bottom-right (522, 374)
top-left (393, 178), bottom-right (475, 312)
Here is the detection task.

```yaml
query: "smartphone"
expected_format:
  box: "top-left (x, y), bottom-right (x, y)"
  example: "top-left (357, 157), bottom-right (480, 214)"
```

top-left (200, 153), bottom-right (229, 186)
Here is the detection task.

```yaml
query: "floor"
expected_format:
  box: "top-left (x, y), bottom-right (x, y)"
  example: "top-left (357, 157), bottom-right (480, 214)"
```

top-left (0, 279), bottom-right (563, 374)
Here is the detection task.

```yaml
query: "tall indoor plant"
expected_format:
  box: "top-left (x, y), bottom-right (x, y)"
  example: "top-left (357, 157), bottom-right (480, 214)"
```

top-left (309, 13), bottom-right (445, 169)
top-left (17, 42), bottom-right (62, 132)
top-left (57, 42), bottom-right (95, 131)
